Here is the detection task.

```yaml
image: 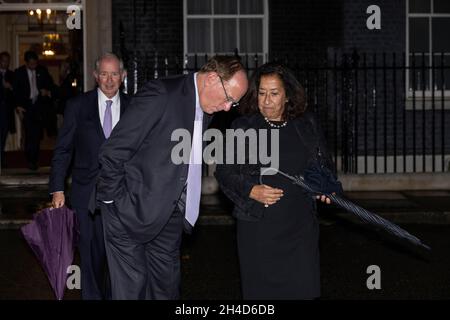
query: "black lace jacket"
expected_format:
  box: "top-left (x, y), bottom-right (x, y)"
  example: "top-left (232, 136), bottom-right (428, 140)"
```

top-left (214, 111), bottom-right (336, 221)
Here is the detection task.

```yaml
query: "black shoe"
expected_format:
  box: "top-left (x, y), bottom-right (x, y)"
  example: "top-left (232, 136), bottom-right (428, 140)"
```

top-left (28, 163), bottom-right (38, 171)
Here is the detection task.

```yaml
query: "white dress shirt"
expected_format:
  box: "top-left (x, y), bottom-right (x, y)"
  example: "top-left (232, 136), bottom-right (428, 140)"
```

top-left (27, 68), bottom-right (39, 102)
top-left (97, 88), bottom-right (121, 130)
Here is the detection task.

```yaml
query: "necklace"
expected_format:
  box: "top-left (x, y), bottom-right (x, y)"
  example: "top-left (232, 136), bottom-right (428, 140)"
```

top-left (264, 116), bottom-right (287, 128)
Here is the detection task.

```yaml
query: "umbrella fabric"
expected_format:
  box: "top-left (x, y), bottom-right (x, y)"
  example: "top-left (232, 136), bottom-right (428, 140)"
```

top-left (260, 167), bottom-right (431, 251)
top-left (21, 206), bottom-right (79, 300)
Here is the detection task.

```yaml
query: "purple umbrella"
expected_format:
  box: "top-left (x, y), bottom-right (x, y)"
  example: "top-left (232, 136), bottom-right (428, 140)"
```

top-left (21, 206), bottom-right (79, 300)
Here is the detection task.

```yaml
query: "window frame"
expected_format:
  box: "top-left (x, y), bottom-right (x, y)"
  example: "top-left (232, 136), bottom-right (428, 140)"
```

top-left (406, 0), bottom-right (450, 99)
top-left (183, 0), bottom-right (269, 65)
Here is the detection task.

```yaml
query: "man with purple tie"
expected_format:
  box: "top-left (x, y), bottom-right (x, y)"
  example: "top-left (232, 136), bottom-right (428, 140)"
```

top-left (96, 56), bottom-right (248, 300)
top-left (49, 53), bottom-right (128, 300)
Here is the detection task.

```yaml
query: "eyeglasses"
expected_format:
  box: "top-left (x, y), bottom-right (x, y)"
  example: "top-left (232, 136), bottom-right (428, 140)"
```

top-left (98, 71), bottom-right (121, 79)
top-left (219, 76), bottom-right (239, 108)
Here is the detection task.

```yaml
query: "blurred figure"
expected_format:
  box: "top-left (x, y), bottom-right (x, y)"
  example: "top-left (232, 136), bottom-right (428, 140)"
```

top-left (13, 50), bottom-right (54, 170)
top-left (0, 51), bottom-right (15, 168)
top-left (56, 58), bottom-right (81, 129)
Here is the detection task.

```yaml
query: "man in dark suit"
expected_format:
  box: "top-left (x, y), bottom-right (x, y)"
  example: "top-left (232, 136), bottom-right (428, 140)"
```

top-left (13, 50), bottom-right (54, 170)
top-left (95, 56), bottom-right (248, 299)
top-left (0, 51), bottom-right (15, 168)
top-left (49, 53), bottom-right (128, 300)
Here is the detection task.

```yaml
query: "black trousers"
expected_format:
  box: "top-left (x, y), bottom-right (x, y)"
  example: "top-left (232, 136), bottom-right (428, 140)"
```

top-left (101, 203), bottom-right (184, 300)
top-left (23, 104), bottom-right (42, 166)
top-left (0, 111), bottom-right (7, 166)
top-left (75, 207), bottom-right (110, 300)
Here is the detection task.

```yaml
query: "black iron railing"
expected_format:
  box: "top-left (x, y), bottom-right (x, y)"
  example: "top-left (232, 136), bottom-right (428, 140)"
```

top-left (121, 51), bottom-right (450, 174)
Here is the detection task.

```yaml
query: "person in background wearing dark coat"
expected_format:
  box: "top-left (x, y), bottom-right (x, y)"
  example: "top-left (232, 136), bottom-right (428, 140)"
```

top-left (49, 53), bottom-right (128, 300)
top-left (13, 50), bottom-right (54, 170)
top-left (56, 58), bottom-right (81, 129)
top-left (215, 62), bottom-right (335, 300)
top-left (0, 51), bottom-right (15, 168)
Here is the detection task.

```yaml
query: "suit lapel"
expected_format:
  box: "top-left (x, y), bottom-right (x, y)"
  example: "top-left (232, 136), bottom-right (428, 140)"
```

top-left (88, 89), bottom-right (105, 141)
top-left (21, 67), bottom-right (31, 98)
top-left (181, 73), bottom-right (196, 136)
top-left (119, 92), bottom-right (128, 116)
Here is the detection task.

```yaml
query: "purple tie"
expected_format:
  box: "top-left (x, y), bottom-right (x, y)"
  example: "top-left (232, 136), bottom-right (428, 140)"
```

top-left (103, 100), bottom-right (113, 139)
top-left (185, 106), bottom-right (203, 227)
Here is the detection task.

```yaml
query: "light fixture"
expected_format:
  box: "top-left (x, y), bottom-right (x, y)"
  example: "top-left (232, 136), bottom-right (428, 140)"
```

top-left (28, 8), bottom-right (56, 32)
top-left (43, 50), bottom-right (55, 56)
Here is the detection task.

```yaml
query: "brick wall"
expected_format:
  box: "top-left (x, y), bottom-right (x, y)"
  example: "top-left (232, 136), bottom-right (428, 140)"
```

top-left (269, 0), bottom-right (343, 61)
top-left (111, 0), bottom-right (183, 59)
top-left (269, 0), bottom-right (405, 60)
top-left (110, 0), bottom-right (450, 166)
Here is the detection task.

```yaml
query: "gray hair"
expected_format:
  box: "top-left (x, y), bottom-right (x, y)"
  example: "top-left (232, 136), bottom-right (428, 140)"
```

top-left (94, 52), bottom-right (124, 72)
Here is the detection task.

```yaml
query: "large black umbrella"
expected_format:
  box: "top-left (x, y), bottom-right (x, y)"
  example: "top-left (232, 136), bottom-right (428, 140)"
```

top-left (260, 167), bottom-right (431, 251)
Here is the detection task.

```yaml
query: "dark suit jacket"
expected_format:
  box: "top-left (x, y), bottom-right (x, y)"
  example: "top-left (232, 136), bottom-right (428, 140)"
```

top-left (0, 70), bottom-right (15, 132)
top-left (49, 89), bottom-right (129, 210)
top-left (96, 73), bottom-right (212, 243)
top-left (13, 65), bottom-right (54, 110)
top-left (214, 111), bottom-right (336, 222)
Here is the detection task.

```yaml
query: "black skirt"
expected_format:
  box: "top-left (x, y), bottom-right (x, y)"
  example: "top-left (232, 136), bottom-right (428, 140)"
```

top-left (237, 121), bottom-right (321, 299)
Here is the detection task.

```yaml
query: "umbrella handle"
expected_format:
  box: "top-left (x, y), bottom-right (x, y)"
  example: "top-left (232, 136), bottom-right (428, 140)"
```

top-left (260, 167), bottom-right (325, 196)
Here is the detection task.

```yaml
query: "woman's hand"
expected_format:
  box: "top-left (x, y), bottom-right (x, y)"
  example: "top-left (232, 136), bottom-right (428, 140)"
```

top-left (316, 193), bottom-right (335, 204)
top-left (249, 184), bottom-right (284, 207)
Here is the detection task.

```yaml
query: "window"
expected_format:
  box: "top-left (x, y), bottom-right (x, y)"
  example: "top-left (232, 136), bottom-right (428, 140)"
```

top-left (407, 0), bottom-right (450, 97)
top-left (183, 0), bottom-right (268, 69)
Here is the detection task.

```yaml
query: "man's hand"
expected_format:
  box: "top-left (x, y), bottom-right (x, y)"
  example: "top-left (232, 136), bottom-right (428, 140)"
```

top-left (3, 81), bottom-right (12, 90)
top-left (16, 106), bottom-right (26, 117)
top-left (249, 184), bottom-right (284, 207)
top-left (40, 89), bottom-right (51, 97)
top-left (52, 192), bottom-right (65, 208)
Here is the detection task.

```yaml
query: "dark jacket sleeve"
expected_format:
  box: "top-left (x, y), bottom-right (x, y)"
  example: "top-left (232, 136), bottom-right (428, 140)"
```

top-left (304, 111), bottom-right (336, 175)
top-left (96, 81), bottom-right (168, 201)
top-left (214, 117), bottom-right (265, 220)
top-left (13, 68), bottom-right (27, 109)
top-left (48, 98), bottom-right (78, 193)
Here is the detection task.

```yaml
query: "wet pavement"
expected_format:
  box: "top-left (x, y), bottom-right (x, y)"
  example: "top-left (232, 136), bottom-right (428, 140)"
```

top-left (0, 222), bottom-right (449, 300)
top-left (0, 173), bottom-right (450, 300)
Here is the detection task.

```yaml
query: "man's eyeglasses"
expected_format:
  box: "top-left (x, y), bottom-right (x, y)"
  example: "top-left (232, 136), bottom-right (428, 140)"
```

top-left (219, 76), bottom-right (239, 108)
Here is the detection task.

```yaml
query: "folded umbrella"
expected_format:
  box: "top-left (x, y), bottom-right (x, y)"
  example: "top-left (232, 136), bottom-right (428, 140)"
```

top-left (260, 167), bottom-right (431, 251)
top-left (21, 206), bottom-right (79, 300)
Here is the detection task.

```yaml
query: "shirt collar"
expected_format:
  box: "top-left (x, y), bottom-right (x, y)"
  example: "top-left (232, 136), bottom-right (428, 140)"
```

top-left (193, 73), bottom-right (203, 120)
top-left (97, 88), bottom-right (120, 105)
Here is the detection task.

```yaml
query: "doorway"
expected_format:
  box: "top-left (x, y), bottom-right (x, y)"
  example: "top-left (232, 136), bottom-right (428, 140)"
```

top-left (0, 3), bottom-right (84, 170)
